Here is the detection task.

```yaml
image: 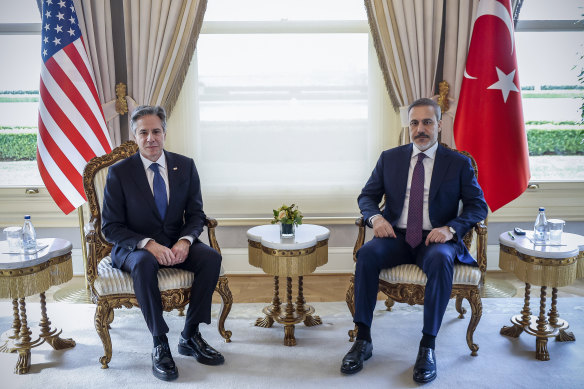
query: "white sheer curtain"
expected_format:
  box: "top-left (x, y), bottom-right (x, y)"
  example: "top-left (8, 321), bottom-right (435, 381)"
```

top-left (73, 0), bottom-right (122, 146)
top-left (123, 0), bottom-right (207, 117)
top-left (441, 0), bottom-right (479, 147)
top-left (365, 0), bottom-right (443, 143)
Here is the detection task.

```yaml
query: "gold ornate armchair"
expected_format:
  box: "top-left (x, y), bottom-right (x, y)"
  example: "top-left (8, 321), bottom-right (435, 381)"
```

top-left (83, 141), bottom-right (233, 369)
top-left (345, 145), bottom-right (487, 356)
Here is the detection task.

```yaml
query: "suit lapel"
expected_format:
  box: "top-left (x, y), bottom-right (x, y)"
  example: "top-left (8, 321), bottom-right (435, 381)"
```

top-left (129, 152), bottom-right (160, 220)
top-left (396, 144), bottom-right (413, 200)
top-left (165, 151), bottom-right (180, 220)
top-left (429, 144), bottom-right (451, 203)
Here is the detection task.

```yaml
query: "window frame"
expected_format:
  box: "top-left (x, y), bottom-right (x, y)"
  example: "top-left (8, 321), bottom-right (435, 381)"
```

top-left (1, 14), bottom-right (583, 227)
top-left (165, 19), bottom-right (397, 221)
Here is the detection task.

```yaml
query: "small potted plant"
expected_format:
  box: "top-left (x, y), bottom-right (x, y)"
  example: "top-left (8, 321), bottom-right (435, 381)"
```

top-left (271, 204), bottom-right (303, 237)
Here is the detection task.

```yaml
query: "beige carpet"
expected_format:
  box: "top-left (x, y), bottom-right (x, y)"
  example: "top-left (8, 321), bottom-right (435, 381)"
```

top-left (1, 298), bottom-right (583, 388)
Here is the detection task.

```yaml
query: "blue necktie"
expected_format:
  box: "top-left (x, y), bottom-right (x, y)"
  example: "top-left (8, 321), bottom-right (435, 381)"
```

top-left (149, 163), bottom-right (167, 219)
top-left (406, 153), bottom-right (426, 248)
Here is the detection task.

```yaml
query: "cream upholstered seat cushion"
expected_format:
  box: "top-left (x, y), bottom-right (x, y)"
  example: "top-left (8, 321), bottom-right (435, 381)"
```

top-left (94, 256), bottom-right (226, 296)
top-left (378, 263), bottom-right (481, 286)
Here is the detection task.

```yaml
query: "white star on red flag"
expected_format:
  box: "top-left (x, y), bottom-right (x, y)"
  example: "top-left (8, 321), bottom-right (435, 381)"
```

top-left (453, 0), bottom-right (530, 212)
top-left (487, 67), bottom-right (520, 103)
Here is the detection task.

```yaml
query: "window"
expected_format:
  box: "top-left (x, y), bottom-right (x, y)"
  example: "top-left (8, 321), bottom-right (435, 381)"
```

top-left (170, 0), bottom-right (383, 217)
top-left (515, 0), bottom-right (584, 181)
top-left (0, 0), bottom-right (42, 187)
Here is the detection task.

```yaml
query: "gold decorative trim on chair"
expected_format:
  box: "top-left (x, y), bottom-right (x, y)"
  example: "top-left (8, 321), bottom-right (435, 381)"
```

top-left (83, 140), bottom-right (232, 369)
top-left (345, 143), bottom-right (487, 356)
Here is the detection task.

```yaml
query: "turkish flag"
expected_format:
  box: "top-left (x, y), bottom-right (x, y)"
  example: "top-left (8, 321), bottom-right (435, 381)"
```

top-left (453, 0), bottom-right (530, 212)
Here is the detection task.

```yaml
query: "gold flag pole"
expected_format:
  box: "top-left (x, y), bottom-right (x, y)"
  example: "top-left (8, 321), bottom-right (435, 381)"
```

top-left (78, 204), bottom-right (89, 289)
top-left (53, 204), bottom-right (91, 303)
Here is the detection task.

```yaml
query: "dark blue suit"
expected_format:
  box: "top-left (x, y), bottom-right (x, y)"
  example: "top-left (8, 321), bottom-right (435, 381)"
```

top-left (354, 143), bottom-right (487, 336)
top-left (102, 150), bottom-right (221, 336)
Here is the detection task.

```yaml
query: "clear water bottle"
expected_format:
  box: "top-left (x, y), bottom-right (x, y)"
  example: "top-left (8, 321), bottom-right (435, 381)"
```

top-left (533, 207), bottom-right (548, 243)
top-left (22, 215), bottom-right (37, 253)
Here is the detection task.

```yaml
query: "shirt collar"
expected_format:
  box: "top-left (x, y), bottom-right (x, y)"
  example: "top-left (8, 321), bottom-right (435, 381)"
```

top-left (139, 152), bottom-right (167, 171)
top-left (412, 141), bottom-right (438, 160)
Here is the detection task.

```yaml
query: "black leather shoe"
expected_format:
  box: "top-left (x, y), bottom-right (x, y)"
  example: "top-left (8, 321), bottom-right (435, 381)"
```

top-left (178, 332), bottom-right (225, 365)
top-left (152, 343), bottom-right (178, 381)
top-left (413, 346), bottom-right (437, 383)
top-left (340, 339), bottom-right (373, 375)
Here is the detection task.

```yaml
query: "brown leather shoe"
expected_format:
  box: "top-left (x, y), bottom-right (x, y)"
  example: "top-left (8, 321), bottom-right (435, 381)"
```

top-left (178, 332), bottom-right (225, 365)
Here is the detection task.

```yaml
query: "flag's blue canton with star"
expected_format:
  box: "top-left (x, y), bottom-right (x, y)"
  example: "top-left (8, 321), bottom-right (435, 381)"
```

top-left (41, 0), bottom-right (80, 61)
top-left (37, 0), bottom-right (112, 214)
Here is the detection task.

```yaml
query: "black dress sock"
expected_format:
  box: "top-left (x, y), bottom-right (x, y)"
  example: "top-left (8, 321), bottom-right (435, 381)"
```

top-left (153, 334), bottom-right (168, 347)
top-left (355, 322), bottom-right (372, 342)
top-left (420, 333), bottom-right (436, 349)
top-left (181, 324), bottom-right (199, 340)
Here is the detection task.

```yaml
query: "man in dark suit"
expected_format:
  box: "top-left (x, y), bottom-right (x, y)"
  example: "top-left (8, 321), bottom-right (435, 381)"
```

top-left (102, 105), bottom-right (224, 381)
top-left (340, 98), bottom-right (488, 383)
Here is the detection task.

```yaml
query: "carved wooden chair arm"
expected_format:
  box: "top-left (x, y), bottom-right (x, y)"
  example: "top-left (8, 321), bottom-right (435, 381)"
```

top-left (84, 225), bottom-right (99, 285)
top-left (473, 221), bottom-right (488, 277)
top-left (205, 216), bottom-right (221, 254)
top-left (353, 216), bottom-right (366, 262)
top-left (205, 216), bottom-right (218, 229)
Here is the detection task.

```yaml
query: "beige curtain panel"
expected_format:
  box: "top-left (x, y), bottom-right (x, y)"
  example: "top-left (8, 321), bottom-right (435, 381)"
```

top-left (441, 0), bottom-right (478, 147)
top-left (365, 0), bottom-right (481, 147)
top-left (123, 0), bottom-right (207, 115)
top-left (74, 0), bottom-right (207, 144)
top-left (74, 0), bottom-right (122, 146)
top-left (365, 0), bottom-right (443, 113)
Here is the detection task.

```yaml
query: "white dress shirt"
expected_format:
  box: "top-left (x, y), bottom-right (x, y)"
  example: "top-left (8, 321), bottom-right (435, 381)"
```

top-left (139, 153), bottom-right (170, 202)
top-left (369, 141), bottom-right (438, 231)
top-left (137, 153), bottom-right (194, 249)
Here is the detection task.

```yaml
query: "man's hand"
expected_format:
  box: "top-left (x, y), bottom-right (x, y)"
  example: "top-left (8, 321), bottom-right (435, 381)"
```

top-left (144, 240), bottom-right (176, 266)
top-left (372, 216), bottom-right (396, 238)
top-left (425, 226), bottom-right (454, 245)
top-left (171, 239), bottom-right (191, 265)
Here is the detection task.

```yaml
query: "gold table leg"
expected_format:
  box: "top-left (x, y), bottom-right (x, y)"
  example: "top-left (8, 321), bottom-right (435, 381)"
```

top-left (256, 276), bottom-right (281, 328)
top-left (502, 283), bottom-right (576, 361)
top-left (0, 299), bottom-right (21, 353)
top-left (1, 294), bottom-right (76, 374)
top-left (38, 292), bottom-right (76, 350)
top-left (256, 275), bottom-right (322, 346)
top-left (296, 276), bottom-right (321, 327)
top-left (280, 277), bottom-right (298, 346)
top-left (501, 283), bottom-right (532, 338)
top-left (12, 298), bottom-right (43, 374)
top-left (534, 286), bottom-right (550, 361)
top-left (548, 287), bottom-right (575, 342)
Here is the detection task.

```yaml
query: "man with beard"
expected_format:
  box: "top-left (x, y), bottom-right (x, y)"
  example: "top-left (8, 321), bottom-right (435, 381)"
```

top-left (340, 98), bottom-right (488, 383)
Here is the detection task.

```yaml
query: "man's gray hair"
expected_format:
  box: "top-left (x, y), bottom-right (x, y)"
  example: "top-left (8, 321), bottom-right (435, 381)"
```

top-left (130, 105), bottom-right (167, 133)
top-left (408, 98), bottom-right (441, 121)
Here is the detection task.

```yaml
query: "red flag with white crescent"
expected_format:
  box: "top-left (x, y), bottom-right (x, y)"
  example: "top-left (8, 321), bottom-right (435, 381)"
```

top-left (453, 0), bottom-right (530, 212)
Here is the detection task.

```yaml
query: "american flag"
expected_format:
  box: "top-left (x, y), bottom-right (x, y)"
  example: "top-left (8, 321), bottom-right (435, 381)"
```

top-left (38, 0), bottom-right (112, 214)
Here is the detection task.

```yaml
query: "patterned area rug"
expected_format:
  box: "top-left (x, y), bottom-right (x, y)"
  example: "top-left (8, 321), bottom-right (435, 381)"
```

top-left (1, 298), bottom-right (583, 388)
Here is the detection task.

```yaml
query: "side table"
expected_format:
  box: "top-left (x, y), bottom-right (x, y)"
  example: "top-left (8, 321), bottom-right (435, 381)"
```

top-left (498, 231), bottom-right (584, 360)
top-left (0, 238), bottom-right (76, 374)
top-left (247, 224), bottom-right (330, 346)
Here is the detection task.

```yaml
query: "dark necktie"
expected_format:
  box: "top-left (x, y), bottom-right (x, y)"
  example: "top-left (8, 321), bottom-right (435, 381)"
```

top-left (149, 163), bottom-right (167, 219)
top-left (406, 153), bottom-right (426, 248)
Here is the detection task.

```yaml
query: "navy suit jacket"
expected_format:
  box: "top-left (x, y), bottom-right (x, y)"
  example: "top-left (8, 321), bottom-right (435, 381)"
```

top-left (101, 150), bottom-right (206, 269)
top-left (357, 143), bottom-right (488, 264)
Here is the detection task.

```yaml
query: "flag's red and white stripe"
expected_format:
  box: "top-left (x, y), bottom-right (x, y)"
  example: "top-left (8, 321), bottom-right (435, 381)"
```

top-left (38, 0), bottom-right (112, 215)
